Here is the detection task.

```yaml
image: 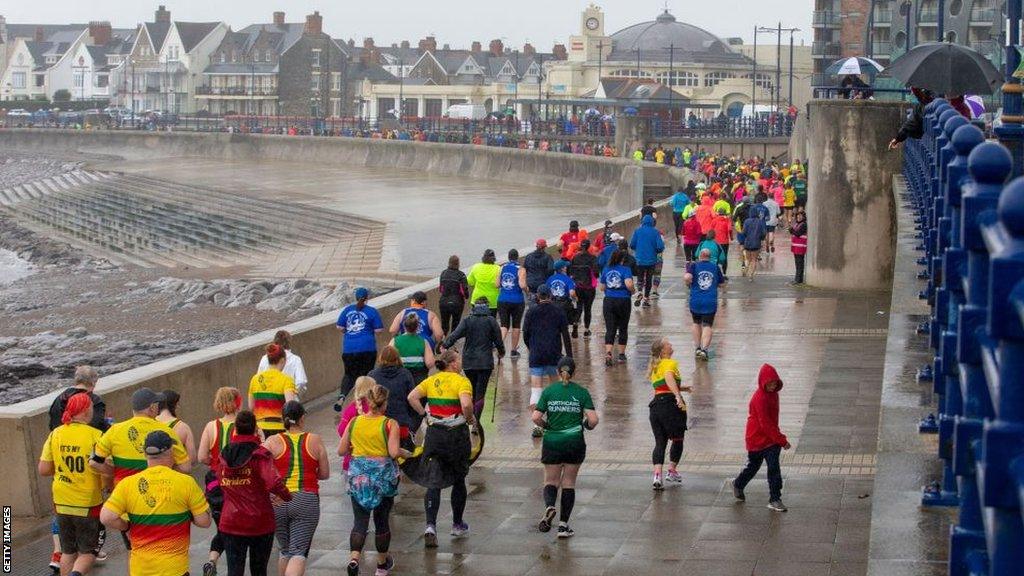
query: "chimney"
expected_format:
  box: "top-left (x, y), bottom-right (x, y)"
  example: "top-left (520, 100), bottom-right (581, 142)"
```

top-left (155, 5), bottom-right (171, 23)
top-left (273, 11), bottom-right (285, 25)
top-left (552, 43), bottom-right (568, 60)
top-left (347, 38), bottom-right (355, 48)
top-left (489, 38), bottom-right (503, 56)
top-left (400, 40), bottom-right (410, 49)
top-left (443, 43), bottom-right (450, 51)
top-left (89, 21), bottom-right (112, 46)
top-left (471, 41), bottom-right (481, 52)
top-left (418, 36), bottom-right (437, 52)
top-left (363, 37), bottom-right (375, 49)
top-left (35, 25), bottom-right (44, 43)
top-left (523, 43), bottom-right (536, 56)
top-left (304, 11), bottom-right (322, 36)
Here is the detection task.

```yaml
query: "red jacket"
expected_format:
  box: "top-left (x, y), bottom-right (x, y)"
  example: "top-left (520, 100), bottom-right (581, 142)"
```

top-left (711, 215), bottom-right (732, 246)
top-left (745, 364), bottom-right (788, 452)
top-left (682, 217), bottom-right (703, 245)
top-left (216, 435), bottom-right (292, 536)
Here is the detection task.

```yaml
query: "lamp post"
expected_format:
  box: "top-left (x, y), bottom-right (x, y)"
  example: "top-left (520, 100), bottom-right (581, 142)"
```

top-left (662, 43), bottom-right (676, 122)
top-left (995, 0), bottom-right (1024, 175)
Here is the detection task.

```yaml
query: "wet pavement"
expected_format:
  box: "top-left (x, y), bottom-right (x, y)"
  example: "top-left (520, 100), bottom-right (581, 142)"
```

top-left (18, 233), bottom-right (892, 576)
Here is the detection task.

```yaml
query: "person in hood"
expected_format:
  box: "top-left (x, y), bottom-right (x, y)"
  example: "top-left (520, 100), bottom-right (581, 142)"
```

top-left (682, 211), bottom-right (703, 262)
top-left (731, 364), bottom-right (790, 512)
top-left (522, 285), bottom-right (573, 438)
top-left (442, 297), bottom-right (506, 418)
top-left (216, 410), bottom-right (292, 576)
top-left (741, 209), bottom-right (768, 280)
top-left (523, 239), bottom-right (555, 303)
top-left (628, 214), bottom-right (665, 308)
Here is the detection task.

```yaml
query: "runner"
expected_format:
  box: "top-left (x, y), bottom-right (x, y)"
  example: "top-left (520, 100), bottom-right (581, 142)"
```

top-left (407, 350), bottom-right (477, 548)
top-left (197, 387), bottom-right (246, 576)
top-left (367, 347), bottom-right (419, 451)
top-left (599, 250), bottom-right (636, 366)
top-left (523, 239), bottom-right (554, 304)
top-left (467, 249), bottom-right (501, 316)
top-left (686, 248), bottom-right (727, 360)
top-left (522, 284), bottom-right (573, 437)
top-left (248, 344), bottom-right (298, 436)
top-left (39, 394), bottom-right (103, 576)
top-left (388, 291), bottom-right (444, 351)
top-left (682, 212), bottom-right (703, 263)
top-left (670, 187), bottom-right (689, 241)
top-left (558, 220), bottom-right (587, 260)
top-left (99, 430), bottom-right (211, 576)
top-left (629, 215), bottom-right (664, 308)
top-left (438, 255), bottom-right (470, 336)
top-left (390, 313), bottom-right (434, 385)
top-left (338, 377), bottom-right (378, 475)
top-left (496, 249), bottom-right (526, 358)
top-left (532, 357), bottom-right (599, 538)
top-left (257, 330), bottom-right (309, 397)
top-left (339, 385), bottom-right (403, 576)
top-left (441, 297), bottom-right (504, 419)
top-left (568, 239), bottom-right (599, 338)
top-left (763, 192), bottom-right (782, 254)
top-left (265, 402), bottom-right (330, 576)
top-left (710, 207), bottom-right (733, 274)
top-left (741, 207), bottom-right (768, 280)
top-left (156, 390), bottom-right (197, 464)
top-left (547, 260), bottom-right (578, 336)
top-left (336, 287), bottom-right (385, 403)
top-left (647, 338), bottom-right (691, 490)
top-left (596, 232), bottom-right (623, 270)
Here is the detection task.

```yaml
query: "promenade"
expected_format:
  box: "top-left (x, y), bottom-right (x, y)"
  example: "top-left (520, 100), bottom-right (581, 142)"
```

top-left (19, 235), bottom-right (891, 576)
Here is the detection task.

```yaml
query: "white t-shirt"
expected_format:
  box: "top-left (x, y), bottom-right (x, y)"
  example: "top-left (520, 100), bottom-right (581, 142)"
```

top-left (258, 349), bottom-right (308, 394)
top-left (764, 199), bottom-right (781, 227)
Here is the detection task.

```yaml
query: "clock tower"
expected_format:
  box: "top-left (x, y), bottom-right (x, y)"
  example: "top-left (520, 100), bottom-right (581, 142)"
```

top-left (568, 4), bottom-right (610, 63)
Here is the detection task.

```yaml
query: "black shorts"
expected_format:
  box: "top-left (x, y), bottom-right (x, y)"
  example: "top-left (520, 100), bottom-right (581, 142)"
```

top-left (767, 225), bottom-right (776, 233)
top-left (56, 513), bottom-right (101, 555)
top-left (649, 394), bottom-right (688, 438)
top-left (497, 301), bottom-right (525, 329)
top-left (541, 439), bottom-right (586, 465)
top-left (690, 311), bottom-right (716, 326)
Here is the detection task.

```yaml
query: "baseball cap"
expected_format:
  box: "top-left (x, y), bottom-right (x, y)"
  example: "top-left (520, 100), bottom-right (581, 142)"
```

top-left (144, 430), bottom-right (174, 456)
top-left (604, 220), bottom-right (613, 227)
top-left (131, 387), bottom-right (164, 412)
top-left (354, 287), bottom-right (370, 299)
top-left (411, 290), bottom-right (427, 304)
top-left (609, 232), bottom-right (623, 242)
top-left (536, 284), bottom-right (552, 297)
top-left (535, 239), bottom-right (548, 249)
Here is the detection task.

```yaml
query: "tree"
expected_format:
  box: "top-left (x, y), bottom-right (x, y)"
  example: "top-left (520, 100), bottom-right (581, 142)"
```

top-left (53, 89), bottom-right (71, 102)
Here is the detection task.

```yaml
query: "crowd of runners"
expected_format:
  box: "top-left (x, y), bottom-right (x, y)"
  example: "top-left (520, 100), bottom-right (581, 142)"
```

top-left (37, 154), bottom-right (807, 576)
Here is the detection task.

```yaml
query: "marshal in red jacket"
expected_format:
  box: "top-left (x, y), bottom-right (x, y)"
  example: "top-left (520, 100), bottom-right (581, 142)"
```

top-left (745, 364), bottom-right (789, 452)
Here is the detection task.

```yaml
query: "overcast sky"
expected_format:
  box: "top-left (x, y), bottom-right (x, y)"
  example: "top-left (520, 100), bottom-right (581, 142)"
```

top-left (3, 1), bottom-right (813, 48)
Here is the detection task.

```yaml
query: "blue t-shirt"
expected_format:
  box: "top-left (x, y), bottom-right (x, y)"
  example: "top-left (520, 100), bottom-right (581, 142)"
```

top-left (397, 306), bottom-right (435, 349)
top-left (670, 192), bottom-right (690, 213)
top-left (337, 304), bottom-right (384, 353)
top-left (498, 262), bottom-right (525, 304)
top-left (600, 265), bottom-right (633, 299)
top-left (687, 260), bottom-right (724, 314)
top-left (546, 273), bottom-right (576, 300)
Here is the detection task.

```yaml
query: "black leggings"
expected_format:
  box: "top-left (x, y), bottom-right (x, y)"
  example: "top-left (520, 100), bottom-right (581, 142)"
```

top-left (575, 289), bottom-right (596, 329)
top-left (223, 532), bottom-right (274, 576)
top-left (350, 496), bottom-right (393, 553)
top-left (603, 297), bottom-right (631, 345)
top-left (719, 243), bottom-right (730, 274)
top-left (341, 351), bottom-right (377, 397)
top-left (463, 368), bottom-right (492, 417)
top-left (651, 418), bottom-right (685, 466)
top-left (439, 303), bottom-right (464, 336)
top-left (425, 478), bottom-right (467, 526)
top-left (636, 265), bottom-right (656, 299)
top-left (684, 244), bottom-right (698, 262)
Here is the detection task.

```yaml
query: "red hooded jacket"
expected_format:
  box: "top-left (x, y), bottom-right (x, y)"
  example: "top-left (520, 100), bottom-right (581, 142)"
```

top-left (216, 434), bottom-right (292, 536)
top-left (745, 364), bottom-right (789, 452)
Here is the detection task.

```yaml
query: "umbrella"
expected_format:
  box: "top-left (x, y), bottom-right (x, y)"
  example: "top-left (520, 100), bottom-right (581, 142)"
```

top-left (622, 107), bottom-right (639, 116)
top-left (888, 42), bottom-right (1002, 95)
top-left (825, 56), bottom-right (885, 76)
top-left (964, 95), bottom-right (986, 119)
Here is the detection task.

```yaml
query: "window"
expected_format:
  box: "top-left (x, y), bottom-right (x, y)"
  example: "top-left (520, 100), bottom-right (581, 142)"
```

top-left (704, 71), bottom-right (735, 87)
top-left (265, 50), bottom-right (272, 62)
top-left (219, 52), bottom-right (225, 63)
top-left (608, 69), bottom-right (651, 78)
top-left (34, 74), bottom-right (45, 87)
top-left (97, 75), bottom-right (109, 88)
top-left (311, 74), bottom-right (320, 90)
top-left (73, 72), bottom-right (84, 88)
top-left (11, 72), bottom-right (26, 89)
top-left (743, 73), bottom-right (774, 90)
top-left (332, 72), bottom-right (341, 90)
top-left (311, 49), bottom-right (321, 68)
top-left (656, 71), bottom-right (698, 87)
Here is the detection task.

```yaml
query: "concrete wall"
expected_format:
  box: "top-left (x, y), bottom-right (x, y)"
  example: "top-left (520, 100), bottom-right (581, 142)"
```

top-left (789, 111), bottom-right (809, 162)
top-left (0, 129), bottom-right (645, 213)
top-left (0, 190), bottom-right (669, 517)
top-left (805, 99), bottom-right (908, 290)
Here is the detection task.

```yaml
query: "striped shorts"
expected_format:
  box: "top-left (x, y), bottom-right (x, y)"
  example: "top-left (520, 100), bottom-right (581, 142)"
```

top-left (274, 491), bottom-right (321, 559)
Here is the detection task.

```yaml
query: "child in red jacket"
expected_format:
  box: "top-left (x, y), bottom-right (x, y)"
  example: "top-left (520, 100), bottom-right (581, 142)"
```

top-left (731, 364), bottom-right (791, 511)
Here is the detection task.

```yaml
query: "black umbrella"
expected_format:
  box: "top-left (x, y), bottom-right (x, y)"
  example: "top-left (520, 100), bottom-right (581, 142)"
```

top-left (887, 42), bottom-right (1002, 95)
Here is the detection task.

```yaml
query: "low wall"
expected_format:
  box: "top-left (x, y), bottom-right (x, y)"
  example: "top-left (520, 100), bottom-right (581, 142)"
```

top-left (0, 200), bottom-right (670, 517)
top-left (0, 129), bottom-right (645, 213)
top-left (805, 99), bottom-right (908, 290)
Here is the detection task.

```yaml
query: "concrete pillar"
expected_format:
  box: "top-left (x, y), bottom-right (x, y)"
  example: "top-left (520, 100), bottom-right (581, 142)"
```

top-left (615, 116), bottom-right (649, 159)
top-left (805, 99), bottom-right (908, 290)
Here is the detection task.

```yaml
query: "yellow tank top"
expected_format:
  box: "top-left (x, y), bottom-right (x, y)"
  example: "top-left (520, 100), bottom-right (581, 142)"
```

top-left (349, 415), bottom-right (391, 458)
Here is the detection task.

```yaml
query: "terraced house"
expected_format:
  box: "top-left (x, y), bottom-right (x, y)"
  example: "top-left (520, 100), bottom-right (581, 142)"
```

top-left (197, 11), bottom-right (348, 117)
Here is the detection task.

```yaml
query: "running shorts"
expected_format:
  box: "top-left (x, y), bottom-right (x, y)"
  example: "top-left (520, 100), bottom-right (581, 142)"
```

top-left (541, 439), bottom-right (587, 465)
top-left (767, 225), bottom-right (777, 233)
top-left (690, 312), bottom-right (716, 326)
top-left (649, 394), bottom-right (688, 438)
top-left (56, 513), bottom-right (101, 555)
top-left (497, 301), bottom-right (525, 329)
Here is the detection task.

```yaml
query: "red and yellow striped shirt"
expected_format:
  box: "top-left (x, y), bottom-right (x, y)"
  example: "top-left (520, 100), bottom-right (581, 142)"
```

top-left (274, 432), bottom-right (320, 494)
top-left (415, 372), bottom-right (473, 419)
top-left (249, 368), bottom-right (296, 432)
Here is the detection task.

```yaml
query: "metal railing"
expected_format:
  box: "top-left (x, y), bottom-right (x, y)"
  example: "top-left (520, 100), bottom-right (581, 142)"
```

top-left (812, 10), bottom-right (842, 27)
top-left (918, 9), bottom-right (939, 23)
top-left (812, 41), bottom-right (842, 57)
top-left (903, 99), bottom-right (1024, 576)
top-left (970, 8), bottom-right (998, 23)
top-left (873, 9), bottom-right (893, 24)
top-left (196, 86), bottom-right (279, 96)
top-left (648, 116), bottom-right (794, 139)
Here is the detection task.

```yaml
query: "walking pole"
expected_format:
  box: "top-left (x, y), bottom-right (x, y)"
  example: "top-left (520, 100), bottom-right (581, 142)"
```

top-left (490, 372), bottom-right (498, 423)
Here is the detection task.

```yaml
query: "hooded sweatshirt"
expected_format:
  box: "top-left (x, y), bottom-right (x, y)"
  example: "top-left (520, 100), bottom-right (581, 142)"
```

top-left (629, 215), bottom-right (665, 266)
top-left (745, 364), bottom-right (788, 452)
top-left (217, 435), bottom-right (292, 536)
top-left (442, 303), bottom-right (505, 370)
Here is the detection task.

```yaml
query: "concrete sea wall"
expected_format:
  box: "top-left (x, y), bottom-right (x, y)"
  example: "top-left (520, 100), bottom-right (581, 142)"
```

top-left (0, 129), bottom-right (645, 213)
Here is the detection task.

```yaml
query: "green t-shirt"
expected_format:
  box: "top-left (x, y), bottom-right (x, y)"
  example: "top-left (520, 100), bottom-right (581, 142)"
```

top-left (467, 263), bottom-right (500, 308)
top-left (394, 333), bottom-right (427, 369)
top-left (536, 382), bottom-right (594, 449)
top-left (793, 179), bottom-right (807, 198)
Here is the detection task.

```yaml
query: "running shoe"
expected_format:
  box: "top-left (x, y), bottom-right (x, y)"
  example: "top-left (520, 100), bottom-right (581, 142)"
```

top-left (665, 469), bottom-right (683, 483)
top-left (571, 325), bottom-right (579, 339)
top-left (556, 524), bottom-right (575, 539)
top-left (652, 474), bottom-right (664, 491)
top-left (634, 296), bottom-right (642, 307)
top-left (731, 480), bottom-right (746, 501)
top-left (49, 552), bottom-right (60, 570)
top-left (451, 522), bottom-right (470, 538)
top-left (347, 559), bottom-right (360, 576)
top-left (510, 349), bottom-right (520, 360)
top-left (94, 550), bottom-right (108, 563)
top-left (424, 525), bottom-right (438, 548)
top-left (617, 353), bottom-right (627, 364)
top-left (375, 557), bottom-right (395, 576)
top-left (695, 348), bottom-right (708, 361)
top-left (532, 426), bottom-right (545, 438)
top-left (605, 354), bottom-right (614, 367)
top-left (538, 506), bottom-right (557, 533)
top-left (767, 500), bottom-right (788, 512)
top-left (642, 299), bottom-right (651, 308)
top-left (583, 329), bottom-right (592, 338)
top-left (202, 561), bottom-right (217, 576)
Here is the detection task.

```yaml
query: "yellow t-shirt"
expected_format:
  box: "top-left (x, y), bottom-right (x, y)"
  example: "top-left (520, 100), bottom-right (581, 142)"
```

top-left (40, 422), bottom-right (104, 516)
top-left (249, 368), bottom-right (296, 432)
top-left (348, 414), bottom-right (393, 457)
top-left (103, 465), bottom-right (209, 576)
top-left (415, 372), bottom-right (473, 419)
top-left (95, 416), bottom-right (189, 484)
top-left (655, 150), bottom-right (666, 164)
top-left (650, 358), bottom-right (683, 405)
